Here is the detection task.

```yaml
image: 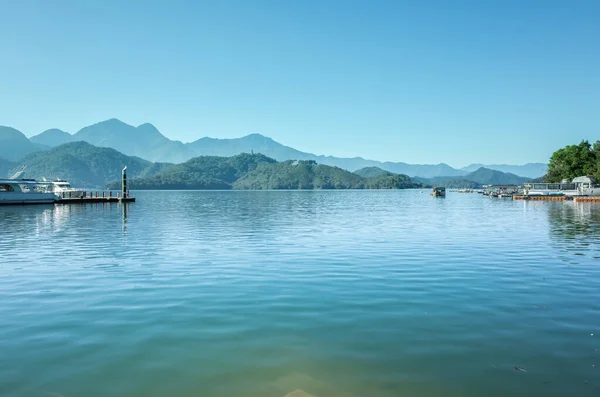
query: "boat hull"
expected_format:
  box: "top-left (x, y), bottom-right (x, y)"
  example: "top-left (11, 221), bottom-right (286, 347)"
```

top-left (0, 192), bottom-right (58, 205)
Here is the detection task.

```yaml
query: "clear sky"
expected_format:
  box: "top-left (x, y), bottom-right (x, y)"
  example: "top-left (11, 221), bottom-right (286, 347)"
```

top-left (1, 0), bottom-right (599, 167)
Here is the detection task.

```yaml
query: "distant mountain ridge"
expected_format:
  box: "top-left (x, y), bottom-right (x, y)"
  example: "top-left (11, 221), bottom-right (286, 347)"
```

top-left (460, 163), bottom-right (547, 179)
top-left (0, 126), bottom-right (48, 161)
top-left (73, 119), bottom-right (197, 163)
top-left (3, 118), bottom-right (547, 178)
top-left (30, 129), bottom-right (73, 147)
top-left (416, 166), bottom-right (530, 188)
top-left (188, 133), bottom-right (464, 178)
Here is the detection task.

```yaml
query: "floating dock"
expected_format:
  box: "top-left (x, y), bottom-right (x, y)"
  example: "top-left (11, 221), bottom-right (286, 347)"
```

top-left (56, 167), bottom-right (134, 204)
top-left (574, 196), bottom-right (600, 203)
top-left (513, 195), bottom-right (566, 201)
top-left (56, 195), bottom-right (135, 204)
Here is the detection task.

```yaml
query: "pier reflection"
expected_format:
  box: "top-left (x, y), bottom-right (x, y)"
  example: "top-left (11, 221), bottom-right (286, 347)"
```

top-left (122, 202), bottom-right (128, 233)
top-left (547, 201), bottom-right (600, 258)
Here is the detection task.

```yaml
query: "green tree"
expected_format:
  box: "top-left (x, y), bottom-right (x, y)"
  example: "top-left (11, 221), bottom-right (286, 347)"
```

top-left (593, 141), bottom-right (600, 180)
top-left (546, 140), bottom-right (597, 183)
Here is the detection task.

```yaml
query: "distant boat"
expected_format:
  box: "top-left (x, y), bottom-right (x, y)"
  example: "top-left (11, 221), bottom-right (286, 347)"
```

top-left (431, 186), bottom-right (446, 197)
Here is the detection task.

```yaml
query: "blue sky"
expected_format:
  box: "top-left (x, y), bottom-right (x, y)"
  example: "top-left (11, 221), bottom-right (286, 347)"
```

top-left (1, 0), bottom-right (598, 167)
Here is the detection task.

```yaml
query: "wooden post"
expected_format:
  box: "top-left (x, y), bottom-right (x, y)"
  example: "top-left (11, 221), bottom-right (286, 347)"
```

top-left (122, 166), bottom-right (128, 199)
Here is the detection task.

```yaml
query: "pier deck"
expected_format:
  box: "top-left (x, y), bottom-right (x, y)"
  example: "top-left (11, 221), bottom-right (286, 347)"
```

top-left (56, 197), bottom-right (135, 204)
top-left (573, 197), bottom-right (600, 203)
top-left (513, 195), bottom-right (566, 201)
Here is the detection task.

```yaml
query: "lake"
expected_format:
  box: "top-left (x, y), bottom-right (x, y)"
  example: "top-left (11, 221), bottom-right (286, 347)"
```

top-left (1, 190), bottom-right (599, 397)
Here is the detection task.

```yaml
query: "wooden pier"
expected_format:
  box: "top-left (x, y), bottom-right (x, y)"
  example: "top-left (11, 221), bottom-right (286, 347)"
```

top-left (574, 196), bottom-right (600, 203)
top-left (56, 197), bottom-right (135, 204)
top-left (513, 195), bottom-right (566, 201)
top-left (56, 167), bottom-right (134, 204)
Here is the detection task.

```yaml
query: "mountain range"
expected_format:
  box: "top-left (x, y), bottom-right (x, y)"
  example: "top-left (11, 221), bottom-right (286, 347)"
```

top-left (2, 118), bottom-right (547, 179)
top-left (415, 167), bottom-right (530, 188)
top-left (2, 140), bottom-right (531, 189)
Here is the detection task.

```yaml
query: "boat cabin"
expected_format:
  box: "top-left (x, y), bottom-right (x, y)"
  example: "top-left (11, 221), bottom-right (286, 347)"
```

top-left (431, 186), bottom-right (446, 197)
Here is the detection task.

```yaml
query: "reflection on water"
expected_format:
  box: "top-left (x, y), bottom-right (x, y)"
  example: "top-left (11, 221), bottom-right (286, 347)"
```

top-left (1, 192), bottom-right (600, 397)
top-left (122, 202), bottom-right (128, 234)
top-left (547, 201), bottom-right (600, 260)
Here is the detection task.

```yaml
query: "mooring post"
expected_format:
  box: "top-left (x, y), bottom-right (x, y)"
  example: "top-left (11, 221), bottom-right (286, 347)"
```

top-left (122, 166), bottom-right (128, 199)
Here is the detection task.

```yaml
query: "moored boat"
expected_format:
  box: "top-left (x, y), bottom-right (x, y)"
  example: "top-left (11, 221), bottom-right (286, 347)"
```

top-left (431, 186), bottom-right (446, 197)
top-left (0, 178), bottom-right (58, 205)
top-left (0, 166), bottom-right (58, 205)
top-left (47, 178), bottom-right (86, 198)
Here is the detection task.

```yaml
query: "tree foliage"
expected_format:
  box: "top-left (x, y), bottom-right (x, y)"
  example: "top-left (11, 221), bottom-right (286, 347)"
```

top-left (116, 153), bottom-right (277, 190)
top-left (233, 160), bottom-right (424, 190)
top-left (119, 157), bottom-right (425, 190)
top-left (546, 140), bottom-right (600, 182)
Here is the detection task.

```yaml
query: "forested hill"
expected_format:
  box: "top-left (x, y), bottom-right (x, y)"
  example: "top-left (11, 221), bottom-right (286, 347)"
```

top-left (10, 141), bottom-right (173, 188)
top-left (0, 158), bottom-right (16, 178)
top-left (114, 157), bottom-right (426, 190)
top-left (118, 153), bottom-right (277, 190)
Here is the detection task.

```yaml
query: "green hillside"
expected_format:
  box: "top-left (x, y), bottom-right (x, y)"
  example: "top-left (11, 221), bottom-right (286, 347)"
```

top-left (363, 174), bottom-right (424, 189)
top-left (354, 166), bottom-right (394, 178)
top-left (233, 160), bottom-right (365, 189)
top-left (12, 141), bottom-right (173, 188)
top-left (0, 158), bottom-right (16, 178)
top-left (118, 153), bottom-right (277, 189)
top-left (113, 156), bottom-right (426, 190)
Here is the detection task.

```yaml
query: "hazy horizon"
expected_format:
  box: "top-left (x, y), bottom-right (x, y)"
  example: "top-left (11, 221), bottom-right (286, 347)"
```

top-left (3, 117), bottom-right (548, 169)
top-left (2, 0), bottom-right (599, 166)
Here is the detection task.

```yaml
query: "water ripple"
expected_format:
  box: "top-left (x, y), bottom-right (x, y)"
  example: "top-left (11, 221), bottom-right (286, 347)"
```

top-left (1, 191), bottom-right (600, 397)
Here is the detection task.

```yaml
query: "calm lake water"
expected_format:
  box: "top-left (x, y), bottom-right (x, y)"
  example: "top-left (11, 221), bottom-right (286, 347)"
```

top-left (1, 190), bottom-right (599, 397)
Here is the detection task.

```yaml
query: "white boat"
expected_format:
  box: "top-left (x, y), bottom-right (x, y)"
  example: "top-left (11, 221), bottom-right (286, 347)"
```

top-left (47, 178), bottom-right (86, 199)
top-left (0, 178), bottom-right (58, 205)
top-left (431, 186), bottom-right (446, 197)
top-left (0, 166), bottom-right (58, 205)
